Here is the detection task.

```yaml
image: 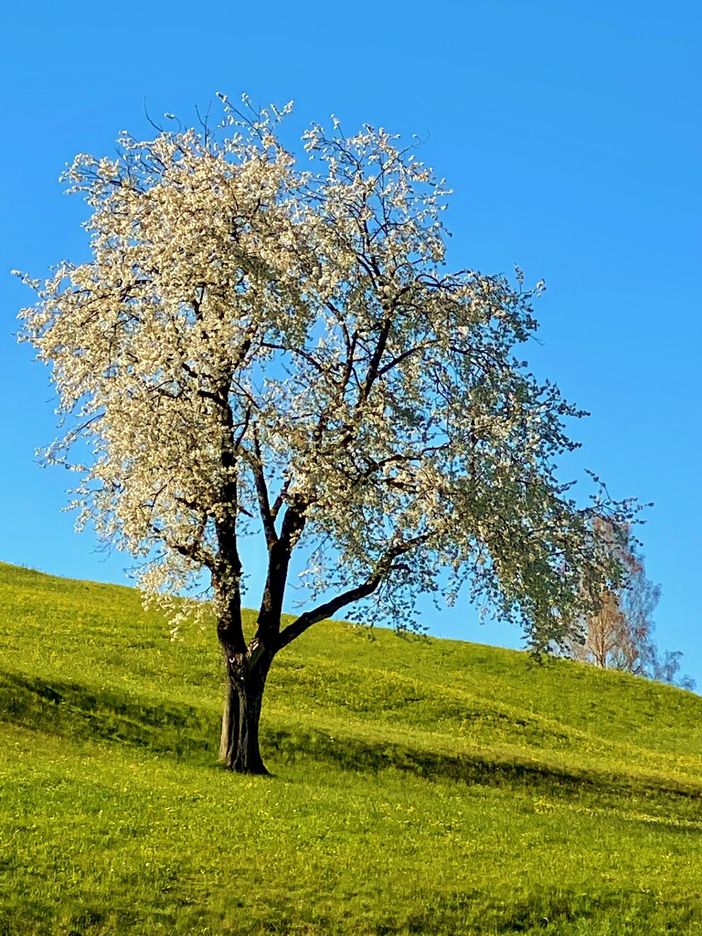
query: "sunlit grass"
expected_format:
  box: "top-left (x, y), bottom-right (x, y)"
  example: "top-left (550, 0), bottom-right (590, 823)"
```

top-left (1, 561), bottom-right (701, 934)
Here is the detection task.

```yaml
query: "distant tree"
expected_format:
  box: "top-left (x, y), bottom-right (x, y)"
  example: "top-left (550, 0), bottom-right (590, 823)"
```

top-left (17, 97), bottom-right (637, 774)
top-left (568, 520), bottom-right (693, 689)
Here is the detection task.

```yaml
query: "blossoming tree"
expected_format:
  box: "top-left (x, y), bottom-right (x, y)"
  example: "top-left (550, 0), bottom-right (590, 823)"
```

top-left (18, 98), bottom-right (635, 774)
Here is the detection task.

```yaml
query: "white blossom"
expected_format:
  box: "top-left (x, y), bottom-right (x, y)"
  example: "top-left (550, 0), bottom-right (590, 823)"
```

top-left (17, 99), bottom-right (637, 656)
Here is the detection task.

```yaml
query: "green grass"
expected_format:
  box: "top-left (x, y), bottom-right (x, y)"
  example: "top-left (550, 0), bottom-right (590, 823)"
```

top-left (0, 561), bottom-right (701, 935)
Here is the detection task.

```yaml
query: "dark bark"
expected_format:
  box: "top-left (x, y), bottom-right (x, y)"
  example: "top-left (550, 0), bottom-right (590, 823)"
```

top-left (256, 499), bottom-right (306, 641)
top-left (218, 639), bottom-right (272, 775)
top-left (277, 533), bottom-right (432, 650)
top-left (215, 528), bottom-right (432, 774)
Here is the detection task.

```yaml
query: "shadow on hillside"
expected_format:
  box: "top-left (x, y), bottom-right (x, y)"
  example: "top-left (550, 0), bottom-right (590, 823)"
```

top-left (2, 670), bottom-right (701, 814)
top-left (266, 727), bottom-right (702, 810)
top-left (0, 671), bottom-right (216, 760)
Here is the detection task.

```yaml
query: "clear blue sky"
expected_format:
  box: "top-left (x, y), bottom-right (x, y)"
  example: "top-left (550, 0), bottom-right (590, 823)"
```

top-left (1, 1), bottom-right (700, 681)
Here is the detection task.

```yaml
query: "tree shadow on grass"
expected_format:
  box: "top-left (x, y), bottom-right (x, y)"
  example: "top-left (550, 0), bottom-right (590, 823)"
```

top-left (2, 669), bottom-right (701, 818)
top-left (0, 670), bottom-right (217, 761)
top-left (266, 727), bottom-right (702, 815)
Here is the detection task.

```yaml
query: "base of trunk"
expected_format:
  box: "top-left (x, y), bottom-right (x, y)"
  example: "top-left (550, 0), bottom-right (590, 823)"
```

top-left (219, 652), bottom-right (270, 775)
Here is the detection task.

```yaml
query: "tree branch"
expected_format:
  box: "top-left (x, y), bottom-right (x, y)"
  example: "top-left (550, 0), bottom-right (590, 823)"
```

top-left (250, 428), bottom-right (277, 549)
top-left (255, 497), bottom-right (307, 644)
top-left (270, 479), bottom-right (290, 522)
top-left (276, 532), bottom-right (433, 650)
top-left (276, 575), bottom-right (382, 651)
top-left (359, 316), bottom-right (392, 403)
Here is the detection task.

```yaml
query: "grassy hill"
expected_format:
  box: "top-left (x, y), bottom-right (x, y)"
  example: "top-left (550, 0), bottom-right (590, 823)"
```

top-left (0, 561), bottom-right (701, 935)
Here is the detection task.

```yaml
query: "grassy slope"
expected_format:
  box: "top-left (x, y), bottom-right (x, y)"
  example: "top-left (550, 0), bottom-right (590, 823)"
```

top-left (0, 561), bottom-right (701, 935)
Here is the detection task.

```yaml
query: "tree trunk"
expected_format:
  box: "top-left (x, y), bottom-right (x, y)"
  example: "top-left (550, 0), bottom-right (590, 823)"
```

top-left (218, 646), bottom-right (271, 775)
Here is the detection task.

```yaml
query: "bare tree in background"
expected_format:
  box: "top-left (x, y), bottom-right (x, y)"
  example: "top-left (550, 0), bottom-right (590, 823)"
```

top-left (569, 520), bottom-right (694, 690)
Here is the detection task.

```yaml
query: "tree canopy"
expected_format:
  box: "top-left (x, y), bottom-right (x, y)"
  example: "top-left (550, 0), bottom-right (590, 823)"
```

top-left (17, 97), bottom-right (637, 772)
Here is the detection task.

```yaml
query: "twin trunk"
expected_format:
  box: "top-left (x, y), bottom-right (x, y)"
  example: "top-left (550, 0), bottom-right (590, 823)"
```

top-left (218, 646), bottom-right (272, 775)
